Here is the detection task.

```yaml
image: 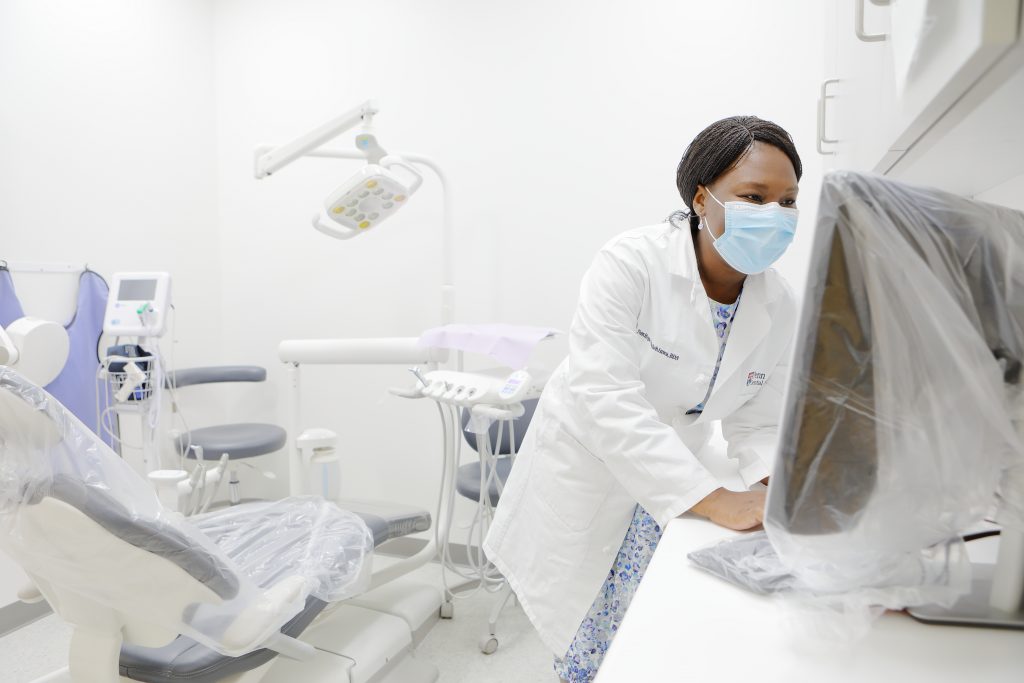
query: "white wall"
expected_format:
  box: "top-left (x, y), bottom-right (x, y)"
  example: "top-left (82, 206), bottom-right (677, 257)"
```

top-left (0, 0), bottom-right (827, 602)
top-left (976, 173), bottom-right (1024, 211)
top-left (212, 0), bottom-right (825, 522)
top-left (0, 0), bottom-right (219, 605)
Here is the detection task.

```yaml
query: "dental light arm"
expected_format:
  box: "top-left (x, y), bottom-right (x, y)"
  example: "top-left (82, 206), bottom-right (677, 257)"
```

top-left (254, 100), bottom-right (455, 324)
top-left (253, 99), bottom-right (418, 241)
top-left (253, 99), bottom-right (379, 179)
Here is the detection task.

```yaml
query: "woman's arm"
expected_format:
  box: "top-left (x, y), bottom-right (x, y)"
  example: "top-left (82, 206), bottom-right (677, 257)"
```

top-left (689, 487), bottom-right (766, 530)
top-left (696, 291), bottom-right (796, 530)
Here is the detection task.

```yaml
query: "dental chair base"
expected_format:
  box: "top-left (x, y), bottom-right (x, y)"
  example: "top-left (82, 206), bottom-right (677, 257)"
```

top-left (264, 596), bottom-right (439, 683)
top-left (31, 578), bottom-right (441, 683)
top-left (347, 578), bottom-right (444, 646)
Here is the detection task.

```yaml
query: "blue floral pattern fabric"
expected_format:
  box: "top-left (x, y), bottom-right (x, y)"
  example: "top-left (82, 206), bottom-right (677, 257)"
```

top-left (554, 294), bottom-right (741, 682)
top-left (553, 504), bottom-right (664, 682)
top-left (686, 295), bottom-right (741, 415)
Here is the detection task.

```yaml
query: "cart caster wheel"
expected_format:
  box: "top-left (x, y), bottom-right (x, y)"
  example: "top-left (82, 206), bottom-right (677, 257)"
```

top-left (480, 636), bottom-right (499, 655)
top-left (440, 602), bottom-right (454, 619)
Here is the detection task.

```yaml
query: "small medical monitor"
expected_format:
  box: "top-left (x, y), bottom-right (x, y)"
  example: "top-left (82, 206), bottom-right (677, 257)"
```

top-left (117, 279), bottom-right (157, 302)
top-left (104, 272), bottom-right (171, 337)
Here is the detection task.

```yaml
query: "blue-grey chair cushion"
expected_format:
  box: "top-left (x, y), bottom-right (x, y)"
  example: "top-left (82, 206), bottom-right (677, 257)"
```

top-left (351, 508), bottom-right (432, 547)
top-left (176, 424), bottom-right (287, 460)
top-left (119, 597), bottom-right (326, 683)
top-left (456, 458), bottom-right (513, 506)
top-left (456, 399), bottom-right (534, 505)
top-left (359, 510), bottom-right (408, 547)
top-left (460, 398), bottom-right (537, 455)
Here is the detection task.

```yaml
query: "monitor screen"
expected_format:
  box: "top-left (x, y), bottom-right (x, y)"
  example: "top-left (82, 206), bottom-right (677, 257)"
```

top-left (754, 171), bottom-right (1024, 625)
top-left (117, 279), bottom-right (157, 302)
top-left (767, 171), bottom-right (1024, 545)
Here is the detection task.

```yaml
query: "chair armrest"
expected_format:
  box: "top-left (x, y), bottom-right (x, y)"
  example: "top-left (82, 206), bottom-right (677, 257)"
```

top-left (220, 575), bottom-right (309, 656)
top-left (165, 366), bottom-right (267, 389)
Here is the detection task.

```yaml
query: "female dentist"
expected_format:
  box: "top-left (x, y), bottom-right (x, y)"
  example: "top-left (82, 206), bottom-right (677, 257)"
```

top-left (483, 116), bottom-right (803, 682)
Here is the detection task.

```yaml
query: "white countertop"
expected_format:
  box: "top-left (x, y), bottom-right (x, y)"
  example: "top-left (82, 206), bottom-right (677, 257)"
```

top-left (595, 516), bottom-right (1024, 683)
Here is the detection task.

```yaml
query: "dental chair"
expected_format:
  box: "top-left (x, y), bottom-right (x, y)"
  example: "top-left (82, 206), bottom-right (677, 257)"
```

top-left (165, 366), bottom-right (286, 508)
top-left (0, 368), bottom-right (440, 683)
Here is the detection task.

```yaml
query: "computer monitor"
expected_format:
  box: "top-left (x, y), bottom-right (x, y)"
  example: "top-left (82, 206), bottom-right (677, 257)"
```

top-left (765, 170), bottom-right (1024, 628)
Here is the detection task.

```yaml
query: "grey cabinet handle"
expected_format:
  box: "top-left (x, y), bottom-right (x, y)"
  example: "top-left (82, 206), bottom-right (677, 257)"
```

top-left (817, 79), bottom-right (840, 155)
top-left (855, 0), bottom-right (891, 42)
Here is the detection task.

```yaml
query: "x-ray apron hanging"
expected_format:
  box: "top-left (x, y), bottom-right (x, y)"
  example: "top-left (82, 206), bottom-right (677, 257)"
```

top-left (0, 266), bottom-right (116, 448)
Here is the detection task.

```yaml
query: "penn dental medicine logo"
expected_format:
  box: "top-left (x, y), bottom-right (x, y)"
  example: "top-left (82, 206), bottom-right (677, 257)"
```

top-left (746, 371), bottom-right (766, 387)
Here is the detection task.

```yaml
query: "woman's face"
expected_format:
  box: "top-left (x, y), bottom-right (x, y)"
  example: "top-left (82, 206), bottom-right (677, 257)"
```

top-left (692, 141), bottom-right (800, 275)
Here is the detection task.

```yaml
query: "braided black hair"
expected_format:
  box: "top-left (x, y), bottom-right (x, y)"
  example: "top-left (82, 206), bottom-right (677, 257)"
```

top-left (667, 116), bottom-right (802, 232)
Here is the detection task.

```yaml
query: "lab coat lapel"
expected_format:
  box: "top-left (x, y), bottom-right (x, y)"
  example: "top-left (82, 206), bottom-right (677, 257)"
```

top-left (711, 273), bottom-right (770, 397)
top-left (668, 224), bottom-right (704, 306)
top-left (668, 227), bottom-right (720, 356)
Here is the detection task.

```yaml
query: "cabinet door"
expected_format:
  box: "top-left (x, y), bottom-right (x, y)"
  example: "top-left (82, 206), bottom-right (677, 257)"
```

top-left (887, 0), bottom-right (1020, 160)
top-left (819, 0), bottom-right (842, 167)
top-left (828, 0), bottom-right (899, 172)
top-left (827, 0), bottom-right (1020, 174)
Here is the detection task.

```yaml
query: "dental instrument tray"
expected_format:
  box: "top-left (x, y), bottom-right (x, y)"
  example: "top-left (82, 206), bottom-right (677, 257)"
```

top-left (413, 367), bottom-right (547, 407)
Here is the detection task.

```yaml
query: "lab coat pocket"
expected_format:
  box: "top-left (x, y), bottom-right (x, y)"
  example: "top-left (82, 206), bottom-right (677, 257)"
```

top-left (533, 421), bottom-right (615, 532)
top-left (737, 382), bottom-right (761, 402)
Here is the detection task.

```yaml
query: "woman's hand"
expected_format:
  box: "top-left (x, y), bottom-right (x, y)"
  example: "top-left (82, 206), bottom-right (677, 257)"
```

top-left (689, 487), bottom-right (766, 531)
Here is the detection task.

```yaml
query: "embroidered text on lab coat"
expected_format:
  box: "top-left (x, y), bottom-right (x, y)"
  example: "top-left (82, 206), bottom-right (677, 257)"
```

top-left (636, 328), bottom-right (679, 361)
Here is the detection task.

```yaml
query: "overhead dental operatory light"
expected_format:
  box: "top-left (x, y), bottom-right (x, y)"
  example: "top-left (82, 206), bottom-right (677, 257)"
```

top-left (316, 159), bottom-right (423, 240)
top-left (254, 99), bottom-right (454, 324)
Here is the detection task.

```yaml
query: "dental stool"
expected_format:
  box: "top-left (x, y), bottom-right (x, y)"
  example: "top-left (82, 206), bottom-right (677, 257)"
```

top-left (456, 399), bottom-right (536, 505)
top-left (456, 398), bottom-right (536, 654)
top-left (166, 365), bottom-right (286, 506)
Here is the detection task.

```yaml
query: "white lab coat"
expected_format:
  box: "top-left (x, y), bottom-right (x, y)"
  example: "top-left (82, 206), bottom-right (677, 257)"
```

top-left (482, 221), bottom-right (797, 656)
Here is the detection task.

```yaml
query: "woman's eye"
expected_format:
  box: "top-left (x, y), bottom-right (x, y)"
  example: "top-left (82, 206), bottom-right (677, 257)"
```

top-left (781, 199), bottom-right (797, 207)
top-left (741, 194), bottom-right (764, 203)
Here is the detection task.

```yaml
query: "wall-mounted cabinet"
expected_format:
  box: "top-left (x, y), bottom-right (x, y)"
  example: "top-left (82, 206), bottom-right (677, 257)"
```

top-left (820, 0), bottom-right (1024, 196)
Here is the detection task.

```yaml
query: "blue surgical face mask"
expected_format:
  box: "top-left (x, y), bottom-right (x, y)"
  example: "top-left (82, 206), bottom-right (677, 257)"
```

top-left (700, 188), bottom-right (798, 274)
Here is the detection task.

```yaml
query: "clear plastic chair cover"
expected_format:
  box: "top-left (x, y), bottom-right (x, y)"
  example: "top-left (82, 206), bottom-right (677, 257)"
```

top-left (0, 367), bottom-right (373, 656)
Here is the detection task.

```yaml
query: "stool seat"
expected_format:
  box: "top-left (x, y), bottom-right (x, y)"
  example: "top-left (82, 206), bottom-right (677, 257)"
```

top-left (455, 457), bottom-right (513, 506)
top-left (176, 423), bottom-right (287, 460)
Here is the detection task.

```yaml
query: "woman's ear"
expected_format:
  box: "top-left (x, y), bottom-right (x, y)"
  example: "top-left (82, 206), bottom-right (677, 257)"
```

top-left (692, 186), bottom-right (707, 221)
